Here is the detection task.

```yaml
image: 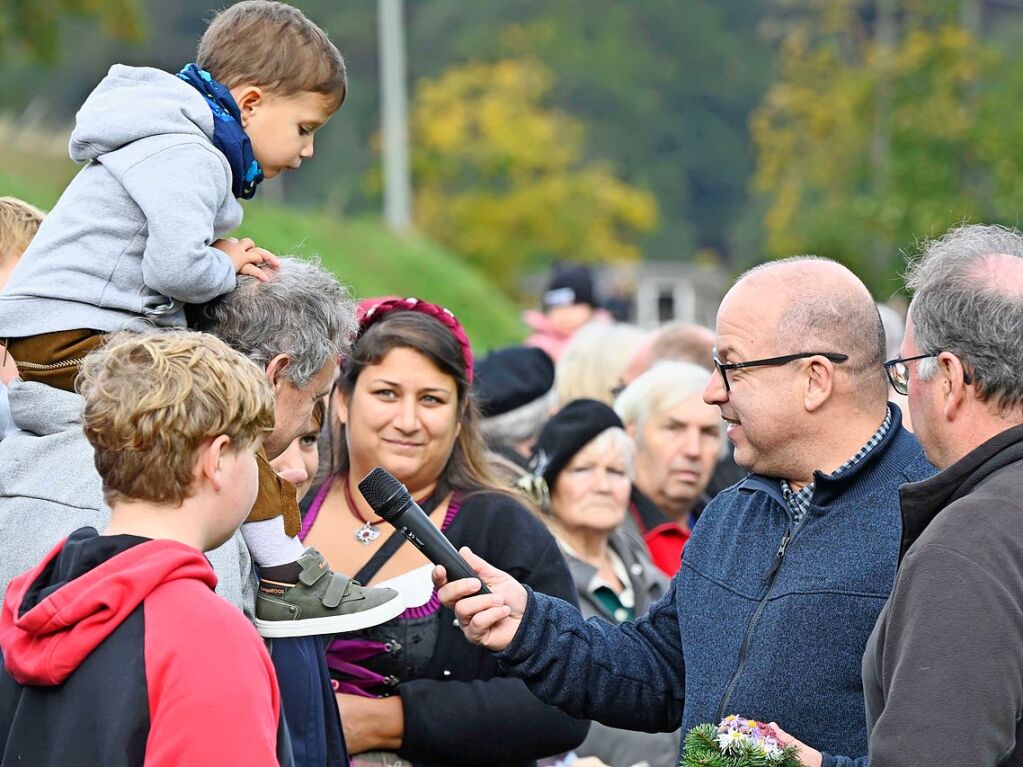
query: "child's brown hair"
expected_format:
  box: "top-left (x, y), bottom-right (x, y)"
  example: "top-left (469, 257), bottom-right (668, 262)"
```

top-left (197, 1), bottom-right (347, 111)
top-left (78, 331), bottom-right (275, 506)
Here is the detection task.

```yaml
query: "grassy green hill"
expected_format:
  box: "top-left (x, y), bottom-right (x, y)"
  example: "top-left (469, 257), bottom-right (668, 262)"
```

top-left (0, 151), bottom-right (525, 351)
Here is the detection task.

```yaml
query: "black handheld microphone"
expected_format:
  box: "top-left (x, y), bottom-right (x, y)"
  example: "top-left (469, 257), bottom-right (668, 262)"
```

top-left (358, 468), bottom-right (490, 595)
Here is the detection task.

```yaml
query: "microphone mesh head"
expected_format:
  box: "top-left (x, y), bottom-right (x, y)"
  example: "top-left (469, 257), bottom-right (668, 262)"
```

top-left (358, 468), bottom-right (410, 520)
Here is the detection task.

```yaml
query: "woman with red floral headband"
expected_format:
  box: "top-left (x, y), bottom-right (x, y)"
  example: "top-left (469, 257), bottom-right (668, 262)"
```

top-left (299, 298), bottom-right (587, 767)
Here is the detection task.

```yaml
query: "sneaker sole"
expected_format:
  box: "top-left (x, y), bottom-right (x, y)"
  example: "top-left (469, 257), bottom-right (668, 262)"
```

top-left (254, 592), bottom-right (408, 639)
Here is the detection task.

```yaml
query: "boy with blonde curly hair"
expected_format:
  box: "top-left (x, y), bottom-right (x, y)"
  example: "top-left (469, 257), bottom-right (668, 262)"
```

top-left (0, 331), bottom-right (285, 765)
top-left (0, 196), bottom-right (45, 439)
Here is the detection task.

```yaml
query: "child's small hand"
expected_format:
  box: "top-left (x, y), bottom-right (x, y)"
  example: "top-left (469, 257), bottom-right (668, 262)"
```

top-left (213, 238), bottom-right (280, 282)
top-left (250, 247), bottom-right (281, 270)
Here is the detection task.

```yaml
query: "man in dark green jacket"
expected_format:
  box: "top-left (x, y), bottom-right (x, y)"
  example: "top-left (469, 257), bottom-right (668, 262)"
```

top-left (858, 224), bottom-right (1023, 767)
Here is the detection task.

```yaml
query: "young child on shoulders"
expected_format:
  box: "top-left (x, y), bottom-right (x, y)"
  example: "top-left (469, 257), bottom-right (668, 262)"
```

top-left (0, 1), bottom-right (402, 638)
top-left (0, 331), bottom-right (284, 766)
top-left (0, 0), bottom-right (344, 387)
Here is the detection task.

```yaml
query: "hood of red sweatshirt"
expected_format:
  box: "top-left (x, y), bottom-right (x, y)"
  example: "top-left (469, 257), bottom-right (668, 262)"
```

top-left (0, 534), bottom-right (217, 686)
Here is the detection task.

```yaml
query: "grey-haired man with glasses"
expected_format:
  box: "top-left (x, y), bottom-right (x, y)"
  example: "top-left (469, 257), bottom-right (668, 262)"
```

top-left (435, 256), bottom-right (933, 767)
top-left (867, 225), bottom-right (1023, 766)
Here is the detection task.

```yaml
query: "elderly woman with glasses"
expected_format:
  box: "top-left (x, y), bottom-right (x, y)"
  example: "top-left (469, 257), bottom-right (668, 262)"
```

top-left (521, 398), bottom-right (679, 767)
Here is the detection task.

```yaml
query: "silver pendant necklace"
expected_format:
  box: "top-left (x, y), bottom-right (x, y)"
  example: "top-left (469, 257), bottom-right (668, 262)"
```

top-left (354, 523), bottom-right (381, 545)
top-left (344, 475), bottom-right (438, 545)
top-left (344, 477), bottom-right (385, 545)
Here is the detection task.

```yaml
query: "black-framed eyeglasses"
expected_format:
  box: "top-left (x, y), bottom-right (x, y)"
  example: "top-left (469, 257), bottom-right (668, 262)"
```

top-left (883, 353), bottom-right (972, 396)
top-left (712, 350), bottom-right (850, 393)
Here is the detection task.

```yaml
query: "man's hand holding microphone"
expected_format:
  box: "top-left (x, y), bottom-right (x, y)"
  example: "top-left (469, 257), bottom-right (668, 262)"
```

top-left (356, 467), bottom-right (530, 651)
top-left (432, 548), bottom-right (528, 652)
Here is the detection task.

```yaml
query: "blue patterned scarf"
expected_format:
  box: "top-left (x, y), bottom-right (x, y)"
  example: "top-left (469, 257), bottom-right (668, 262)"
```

top-left (176, 63), bottom-right (264, 199)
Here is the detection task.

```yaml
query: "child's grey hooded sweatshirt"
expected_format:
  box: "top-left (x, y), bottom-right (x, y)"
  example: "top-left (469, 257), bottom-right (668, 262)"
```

top-left (0, 64), bottom-right (241, 336)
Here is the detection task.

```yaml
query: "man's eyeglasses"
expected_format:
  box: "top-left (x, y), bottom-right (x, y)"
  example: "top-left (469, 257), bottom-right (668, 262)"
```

top-left (712, 350), bottom-right (849, 393)
top-left (883, 353), bottom-right (972, 396)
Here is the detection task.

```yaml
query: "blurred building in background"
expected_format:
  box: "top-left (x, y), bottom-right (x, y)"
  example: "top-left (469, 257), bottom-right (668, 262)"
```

top-left (524, 262), bottom-right (728, 329)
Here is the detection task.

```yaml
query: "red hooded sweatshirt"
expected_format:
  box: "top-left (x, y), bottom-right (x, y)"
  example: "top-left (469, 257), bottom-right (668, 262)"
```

top-left (0, 528), bottom-right (281, 766)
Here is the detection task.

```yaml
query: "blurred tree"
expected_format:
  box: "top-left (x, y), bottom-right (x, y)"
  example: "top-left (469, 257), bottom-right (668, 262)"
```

top-left (409, 58), bottom-right (657, 285)
top-left (488, 1), bottom-right (773, 264)
top-left (974, 17), bottom-right (1023, 223)
top-left (751, 0), bottom-right (998, 295)
top-left (0, 0), bottom-right (145, 64)
top-left (309, 1), bottom-right (772, 263)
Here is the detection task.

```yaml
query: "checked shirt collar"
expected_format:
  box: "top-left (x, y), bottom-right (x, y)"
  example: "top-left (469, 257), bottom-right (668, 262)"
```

top-left (781, 409), bottom-right (893, 525)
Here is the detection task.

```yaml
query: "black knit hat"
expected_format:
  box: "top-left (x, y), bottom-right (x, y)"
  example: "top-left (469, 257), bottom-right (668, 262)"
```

top-left (528, 398), bottom-right (623, 488)
top-left (474, 346), bottom-right (555, 418)
top-left (542, 264), bottom-right (598, 310)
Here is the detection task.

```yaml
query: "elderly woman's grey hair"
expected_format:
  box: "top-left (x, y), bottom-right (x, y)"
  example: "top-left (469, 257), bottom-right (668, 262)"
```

top-left (614, 360), bottom-right (721, 444)
top-left (480, 390), bottom-right (556, 448)
top-left (193, 256), bottom-right (357, 387)
top-left (556, 426), bottom-right (636, 489)
top-left (906, 224), bottom-right (1023, 414)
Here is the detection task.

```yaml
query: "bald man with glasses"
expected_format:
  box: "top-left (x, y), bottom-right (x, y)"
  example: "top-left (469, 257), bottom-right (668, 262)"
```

top-left (436, 256), bottom-right (934, 767)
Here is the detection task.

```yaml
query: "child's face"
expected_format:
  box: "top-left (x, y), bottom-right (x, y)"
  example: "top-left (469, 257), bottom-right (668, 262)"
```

top-left (241, 90), bottom-right (335, 179)
top-left (210, 438), bottom-right (263, 551)
top-left (269, 409), bottom-right (321, 502)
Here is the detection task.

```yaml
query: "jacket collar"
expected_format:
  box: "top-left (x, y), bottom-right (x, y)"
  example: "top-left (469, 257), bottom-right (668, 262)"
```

top-left (899, 422), bottom-right (1023, 560)
top-left (560, 529), bottom-right (660, 618)
top-left (629, 485), bottom-right (705, 533)
top-left (738, 402), bottom-right (907, 514)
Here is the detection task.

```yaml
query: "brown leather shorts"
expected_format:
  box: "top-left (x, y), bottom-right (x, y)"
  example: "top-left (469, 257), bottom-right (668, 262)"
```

top-left (4, 329), bottom-right (105, 392)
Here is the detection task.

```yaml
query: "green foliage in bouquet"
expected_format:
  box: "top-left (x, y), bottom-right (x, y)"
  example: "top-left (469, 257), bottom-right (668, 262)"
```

top-left (681, 721), bottom-right (804, 767)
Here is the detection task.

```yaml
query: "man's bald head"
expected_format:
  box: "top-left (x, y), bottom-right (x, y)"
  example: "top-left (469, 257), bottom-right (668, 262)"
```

top-left (732, 257), bottom-right (887, 400)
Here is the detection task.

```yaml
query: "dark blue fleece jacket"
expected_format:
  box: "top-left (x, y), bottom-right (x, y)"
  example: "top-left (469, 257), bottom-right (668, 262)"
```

top-left (496, 404), bottom-right (934, 767)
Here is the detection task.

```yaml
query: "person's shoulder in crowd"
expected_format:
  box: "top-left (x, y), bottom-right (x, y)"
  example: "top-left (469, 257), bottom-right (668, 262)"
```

top-left (874, 414), bottom-right (935, 482)
top-left (0, 381), bottom-right (112, 601)
top-left (0, 532), bottom-right (281, 766)
top-left (908, 434), bottom-right (1023, 560)
top-left (452, 491), bottom-right (562, 560)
